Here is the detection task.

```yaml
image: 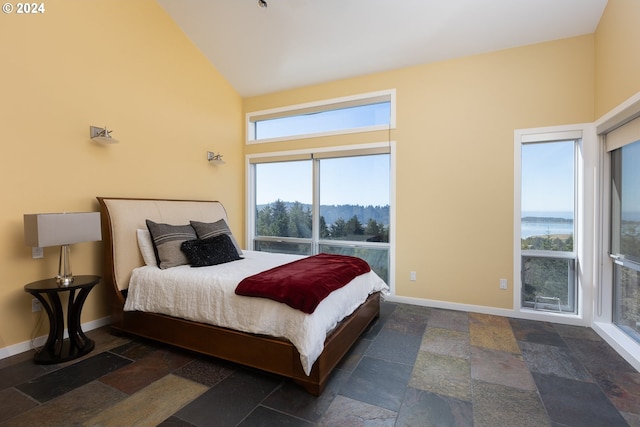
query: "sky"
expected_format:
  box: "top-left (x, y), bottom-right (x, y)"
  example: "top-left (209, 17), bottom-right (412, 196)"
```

top-left (256, 102), bottom-right (390, 140)
top-left (254, 101), bottom-right (391, 207)
top-left (255, 155), bottom-right (390, 206)
top-left (521, 137), bottom-right (640, 218)
top-left (621, 141), bottom-right (640, 215)
top-left (521, 140), bottom-right (575, 215)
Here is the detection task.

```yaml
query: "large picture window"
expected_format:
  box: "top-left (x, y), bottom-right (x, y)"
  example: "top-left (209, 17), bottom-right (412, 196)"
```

top-left (518, 133), bottom-right (579, 314)
top-left (249, 146), bottom-right (392, 283)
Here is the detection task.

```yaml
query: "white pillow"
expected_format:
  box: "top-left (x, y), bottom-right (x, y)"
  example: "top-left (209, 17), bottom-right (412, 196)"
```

top-left (136, 228), bottom-right (157, 267)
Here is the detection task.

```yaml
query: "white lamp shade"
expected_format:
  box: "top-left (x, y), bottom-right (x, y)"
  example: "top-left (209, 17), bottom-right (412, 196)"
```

top-left (24, 212), bottom-right (102, 247)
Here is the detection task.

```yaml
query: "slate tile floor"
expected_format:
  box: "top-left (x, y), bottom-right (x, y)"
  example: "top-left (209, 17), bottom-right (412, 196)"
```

top-left (1, 302), bottom-right (639, 426)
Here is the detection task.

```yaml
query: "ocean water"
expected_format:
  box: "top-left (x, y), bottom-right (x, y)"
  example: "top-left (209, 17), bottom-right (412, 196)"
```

top-left (521, 211), bottom-right (573, 239)
top-left (520, 211), bottom-right (640, 239)
top-left (521, 222), bottom-right (573, 239)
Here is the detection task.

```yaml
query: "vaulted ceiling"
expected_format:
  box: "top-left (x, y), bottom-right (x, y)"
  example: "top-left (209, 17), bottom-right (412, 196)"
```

top-left (157, 0), bottom-right (608, 97)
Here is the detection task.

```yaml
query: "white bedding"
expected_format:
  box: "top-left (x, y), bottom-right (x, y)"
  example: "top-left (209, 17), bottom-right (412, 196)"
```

top-left (124, 250), bottom-right (389, 375)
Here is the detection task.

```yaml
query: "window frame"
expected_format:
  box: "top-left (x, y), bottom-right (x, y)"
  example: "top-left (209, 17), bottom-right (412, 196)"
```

top-left (520, 137), bottom-right (578, 313)
top-left (246, 141), bottom-right (396, 290)
top-left (594, 93), bottom-right (640, 372)
top-left (246, 89), bottom-right (396, 144)
top-left (514, 124), bottom-right (593, 322)
top-left (593, 106), bottom-right (640, 354)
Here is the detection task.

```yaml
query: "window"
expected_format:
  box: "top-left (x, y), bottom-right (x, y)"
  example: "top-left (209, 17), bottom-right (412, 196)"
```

top-left (255, 102), bottom-right (391, 141)
top-left (595, 95), bottom-right (640, 371)
top-left (517, 132), bottom-right (580, 314)
top-left (249, 146), bottom-right (392, 283)
top-left (247, 90), bottom-right (395, 143)
top-left (254, 158), bottom-right (313, 255)
top-left (607, 116), bottom-right (640, 343)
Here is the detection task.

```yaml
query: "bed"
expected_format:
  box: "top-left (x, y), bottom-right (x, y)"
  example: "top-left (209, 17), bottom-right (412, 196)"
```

top-left (97, 197), bottom-right (388, 395)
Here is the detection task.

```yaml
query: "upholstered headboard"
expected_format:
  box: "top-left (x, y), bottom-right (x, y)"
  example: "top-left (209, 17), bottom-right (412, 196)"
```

top-left (97, 197), bottom-right (230, 293)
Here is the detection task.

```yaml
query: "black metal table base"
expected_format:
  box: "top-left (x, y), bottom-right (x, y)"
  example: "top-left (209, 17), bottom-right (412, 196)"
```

top-left (25, 276), bottom-right (99, 365)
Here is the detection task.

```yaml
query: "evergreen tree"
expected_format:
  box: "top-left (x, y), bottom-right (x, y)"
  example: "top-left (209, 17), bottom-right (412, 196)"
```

top-left (346, 215), bottom-right (364, 236)
top-left (331, 218), bottom-right (347, 238)
top-left (319, 216), bottom-right (330, 238)
top-left (256, 205), bottom-right (273, 236)
top-left (365, 218), bottom-right (381, 236)
top-left (271, 199), bottom-right (289, 236)
top-left (288, 201), bottom-right (312, 238)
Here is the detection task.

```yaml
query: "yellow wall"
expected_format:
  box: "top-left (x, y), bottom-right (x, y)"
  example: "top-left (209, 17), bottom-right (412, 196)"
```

top-left (244, 35), bottom-right (595, 308)
top-left (595, 0), bottom-right (640, 117)
top-left (0, 1), bottom-right (243, 350)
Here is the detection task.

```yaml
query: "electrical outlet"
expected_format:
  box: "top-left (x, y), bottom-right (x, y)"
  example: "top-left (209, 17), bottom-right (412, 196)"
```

top-left (32, 247), bottom-right (43, 259)
top-left (32, 298), bottom-right (41, 312)
top-left (410, 271), bottom-right (417, 281)
top-left (499, 278), bottom-right (508, 290)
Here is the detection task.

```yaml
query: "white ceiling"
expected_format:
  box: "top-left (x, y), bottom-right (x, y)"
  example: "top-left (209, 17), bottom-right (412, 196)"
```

top-left (156, 0), bottom-right (608, 97)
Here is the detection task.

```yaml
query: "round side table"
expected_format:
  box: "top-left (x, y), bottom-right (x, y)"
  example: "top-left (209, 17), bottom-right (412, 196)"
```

top-left (24, 275), bottom-right (100, 364)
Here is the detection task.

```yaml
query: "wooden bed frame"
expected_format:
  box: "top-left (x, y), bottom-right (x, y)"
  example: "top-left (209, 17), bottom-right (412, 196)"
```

top-left (97, 197), bottom-right (381, 395)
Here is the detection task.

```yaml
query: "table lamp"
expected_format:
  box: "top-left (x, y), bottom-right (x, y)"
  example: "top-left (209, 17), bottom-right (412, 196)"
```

top-left (24, 212), bottom-right (102, 286)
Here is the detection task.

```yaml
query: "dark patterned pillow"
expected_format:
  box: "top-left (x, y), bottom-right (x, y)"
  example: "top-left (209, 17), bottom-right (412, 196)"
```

top-left (180, 234), bottom-right (243, 267)
top-left (146, 220), bottom-right (197, 269)
top-left (190, 219), bottom-right (243, 255)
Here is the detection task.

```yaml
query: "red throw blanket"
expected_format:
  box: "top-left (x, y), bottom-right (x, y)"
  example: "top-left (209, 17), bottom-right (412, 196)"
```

top-left (235, 253), bottom-right (371, 314)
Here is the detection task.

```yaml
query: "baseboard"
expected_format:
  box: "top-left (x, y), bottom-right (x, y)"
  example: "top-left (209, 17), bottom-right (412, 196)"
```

top-left (384, 294), bottom-right (515, 317)
top-left (0, 316), bottom-right (112, 361)
top-left (384, 294), bottom-right (589, 326)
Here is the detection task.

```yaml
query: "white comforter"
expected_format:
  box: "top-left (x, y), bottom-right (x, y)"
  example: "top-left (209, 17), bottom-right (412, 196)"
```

top-left (124, 250), bottom-right (389, 375)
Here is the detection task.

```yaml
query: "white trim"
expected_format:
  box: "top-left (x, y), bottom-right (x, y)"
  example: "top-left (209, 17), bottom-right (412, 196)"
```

top-left (249, 125), bottom-right (393, 145)
top-left (246, 89), bottom-right (396, 144)
top-left (593, 90), bottom-right (640, 372)
top-left (245, 154), bottom-right (254, 251)
top-left (581, 123), bottom-right (597, 324)
top-left (388, 141), bottom-right (397, 297)
top-left (0, 316), bottom-right (111, 360)
top-left (521, 130), bottom-right (584, 143)
top-left (385, 295), bottom-right (589, 326)
top-left (595, 91), bottom-right (640, 135)
top-left (245, 141), bottom-right (392, 162)
top-left (604, 115), bottom-right (640, 152)
top-left (513, 123), bottom-right (594, 322)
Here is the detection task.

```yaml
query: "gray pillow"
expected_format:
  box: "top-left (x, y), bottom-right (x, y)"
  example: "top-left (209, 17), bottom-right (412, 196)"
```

top-left (190, 219), bottom-right (243, 255)
top-left (146, 220), bottom-right (197, 269)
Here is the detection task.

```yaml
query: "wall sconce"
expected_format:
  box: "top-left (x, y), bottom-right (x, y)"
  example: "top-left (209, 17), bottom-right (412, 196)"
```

top-left (90, 126), bottom-right (119, 144)
top-left (207, 151), bottom-right (225, 165)
top-left (24, 212), bottom-right (102, 286)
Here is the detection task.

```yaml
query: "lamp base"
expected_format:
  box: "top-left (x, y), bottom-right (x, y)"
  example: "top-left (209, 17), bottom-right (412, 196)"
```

top-left (56, 245), bottom-right (74, 286)
top-left (56, 275), bottom-right (74, 286)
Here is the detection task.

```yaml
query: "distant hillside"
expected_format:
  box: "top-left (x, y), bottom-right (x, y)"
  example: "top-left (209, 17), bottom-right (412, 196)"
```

top-left (257, 202), bottom-right (389, 226)
top-left (521, 216), bottom-right (573, 224)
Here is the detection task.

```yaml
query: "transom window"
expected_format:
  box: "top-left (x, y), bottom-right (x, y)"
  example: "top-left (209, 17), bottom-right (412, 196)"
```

top-left (246, 90), bottom-right (395, 143)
